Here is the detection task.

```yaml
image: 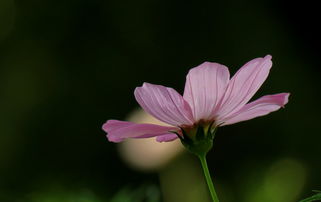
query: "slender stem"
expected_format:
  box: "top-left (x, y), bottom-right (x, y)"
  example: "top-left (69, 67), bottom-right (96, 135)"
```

top-left (198, 155), bottom-right (219, 202)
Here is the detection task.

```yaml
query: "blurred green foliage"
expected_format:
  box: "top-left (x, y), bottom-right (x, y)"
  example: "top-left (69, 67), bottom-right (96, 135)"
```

top-left (1, 0), bottom-right (320, 201)
top-left (110, 185), bottom-right (160, 202)
top-left (299, 191), bottom-right (321, 202)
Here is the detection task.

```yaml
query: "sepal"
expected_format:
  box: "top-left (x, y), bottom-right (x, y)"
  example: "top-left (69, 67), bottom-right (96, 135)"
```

top-left (176, 122), bottom-right (216, 156)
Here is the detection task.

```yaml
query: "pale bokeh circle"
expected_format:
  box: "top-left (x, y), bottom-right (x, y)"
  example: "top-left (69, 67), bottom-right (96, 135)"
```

top-left (118, 109), bottom-right (184, 171)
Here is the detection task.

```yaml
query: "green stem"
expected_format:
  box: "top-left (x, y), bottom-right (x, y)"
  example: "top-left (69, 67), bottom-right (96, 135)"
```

top-left (198, 155), bottom-right (219, 202)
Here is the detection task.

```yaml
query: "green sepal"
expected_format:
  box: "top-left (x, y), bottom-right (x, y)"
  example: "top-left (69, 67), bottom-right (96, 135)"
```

top-left (177, 123), bottom-right (217, 157)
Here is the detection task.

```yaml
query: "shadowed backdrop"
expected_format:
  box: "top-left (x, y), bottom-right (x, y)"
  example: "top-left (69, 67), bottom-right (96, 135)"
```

top-left (0, 0), bottom-right (320, 201)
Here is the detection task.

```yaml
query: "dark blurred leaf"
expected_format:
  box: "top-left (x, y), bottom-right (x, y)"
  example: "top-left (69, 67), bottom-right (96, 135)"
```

top-left (299, 192), bottom-right (321, 202)
top-left (111, 184), bottom-right (160, 202)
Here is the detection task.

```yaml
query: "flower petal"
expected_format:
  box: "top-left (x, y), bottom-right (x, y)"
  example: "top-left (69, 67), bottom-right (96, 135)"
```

top-left (103, 120), bottom-right (177, 142)
top-left (156, 134), bottom-right (178, 142)
top-left (220, 93), bottom-right (289, 126)
top-left (217, 55), bottom-right (273, 120)
top-left (134, 83), bottom-right (194, 126)
top-left (183, 62), bottom-right (230, 121)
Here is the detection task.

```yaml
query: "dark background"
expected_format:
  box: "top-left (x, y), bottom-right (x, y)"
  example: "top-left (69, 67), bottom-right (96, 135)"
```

top-left (1, 0), bottom-right (320, 201)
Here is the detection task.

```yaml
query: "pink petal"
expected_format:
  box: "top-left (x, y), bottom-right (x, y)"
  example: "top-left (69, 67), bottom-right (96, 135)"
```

top-left (156, 134), bottom-right (179, 142)
top-left (134, 83), bottom-right (194, 126)
top-left (217, 55), bottom-right (273, 120)
top-left (183, 62), bottom-right (230, 121)
top-left (220, 93), bottom-right (289, 126)
top-left (102, 120), bottom-right (177, 142)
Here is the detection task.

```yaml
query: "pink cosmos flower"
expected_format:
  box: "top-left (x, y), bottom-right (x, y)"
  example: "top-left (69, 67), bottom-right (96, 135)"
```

top-left (103, 55), bottom-right (289, 143)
